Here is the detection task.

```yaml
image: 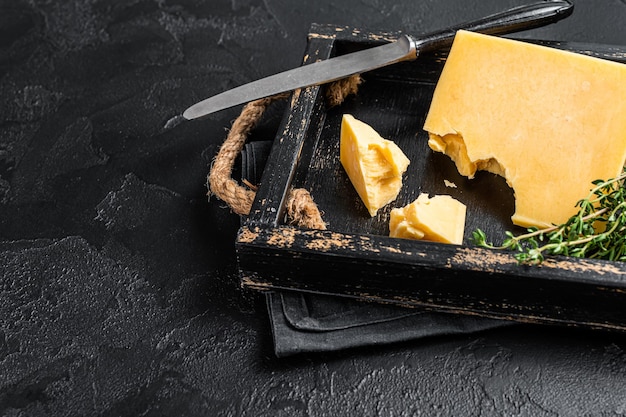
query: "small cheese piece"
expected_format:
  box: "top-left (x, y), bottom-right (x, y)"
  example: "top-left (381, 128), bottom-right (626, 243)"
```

top-left (389, 193), bottom-right (466, 244)
top-left (423, 30), bottom-right (626, 229)
top-left (340, 114), bottom-right (410, 216)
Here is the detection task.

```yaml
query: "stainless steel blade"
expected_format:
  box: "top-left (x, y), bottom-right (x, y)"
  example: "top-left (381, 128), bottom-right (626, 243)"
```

top-left (182, 36), bottom-right (416, 120)
top-left (183, 0), bottom-right (573, 120)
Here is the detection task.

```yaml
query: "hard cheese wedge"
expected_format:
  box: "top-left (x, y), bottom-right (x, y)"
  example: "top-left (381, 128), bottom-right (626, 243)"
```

top-left (389, 193), bottom-right (466, 244)
top-left (424, 30), bottom-right (626, 229)
top-left (340, 114), bottom-right (410, 216)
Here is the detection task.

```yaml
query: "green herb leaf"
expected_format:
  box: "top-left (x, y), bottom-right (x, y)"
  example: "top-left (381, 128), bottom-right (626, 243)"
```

top-left (473, 169), bottom-right (626, 265)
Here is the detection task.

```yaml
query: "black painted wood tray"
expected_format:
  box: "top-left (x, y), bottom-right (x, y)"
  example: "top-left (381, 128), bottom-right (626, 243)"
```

top-left (236, 24), bottom-right (626, 331)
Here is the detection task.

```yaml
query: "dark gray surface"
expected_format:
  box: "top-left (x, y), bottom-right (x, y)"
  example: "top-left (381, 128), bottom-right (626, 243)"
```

top-left (1, 0), bottom-right (626, 416)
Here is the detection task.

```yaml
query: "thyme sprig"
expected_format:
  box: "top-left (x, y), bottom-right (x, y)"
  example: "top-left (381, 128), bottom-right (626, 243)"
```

top-left (471, 169), bottom-right (626, 265)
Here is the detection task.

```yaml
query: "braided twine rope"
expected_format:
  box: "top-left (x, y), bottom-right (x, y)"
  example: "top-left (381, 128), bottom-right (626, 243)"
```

top-left (207, 75), bottom-right (362, 230)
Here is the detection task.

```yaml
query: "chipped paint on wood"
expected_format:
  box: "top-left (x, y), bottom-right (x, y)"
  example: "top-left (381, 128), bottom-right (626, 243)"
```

top-left (449, 246), bottom-right (518, 271)
top-left (240, 274), bottom-right (273, 291)
top-left (308, 32), bottom-right (338, 41)
top-left (266, 227), bottom-right (296, 247)
top-left (237, 226), bottom-right (259, 244)
top-left (304, 231), bottom-right (353, 251)
top-left (288, 89), bottom-right (301, 112)
top-left (542, 257), bottom-right (626, 277)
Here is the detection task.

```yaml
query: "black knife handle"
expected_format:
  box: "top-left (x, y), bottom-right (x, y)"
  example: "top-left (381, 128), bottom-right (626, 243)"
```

top-left (411, 0), bottom-right (574, 55)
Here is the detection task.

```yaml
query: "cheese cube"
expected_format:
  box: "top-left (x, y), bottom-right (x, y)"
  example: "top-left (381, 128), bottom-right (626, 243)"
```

top-left (424, 30), bottom-right (626, 228)
top-left (389, 193), bottom-right (466, 245)
top-left (340, 114), bottom-right (410, 216)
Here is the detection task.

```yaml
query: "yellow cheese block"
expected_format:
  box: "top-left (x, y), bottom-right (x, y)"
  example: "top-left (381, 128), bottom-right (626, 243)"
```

top-left (340, 114), bottom-right (410, 216)
top-left (389, 193), bottom-right (466, 244)
top-left (423, 30), bottom-right (626, 229)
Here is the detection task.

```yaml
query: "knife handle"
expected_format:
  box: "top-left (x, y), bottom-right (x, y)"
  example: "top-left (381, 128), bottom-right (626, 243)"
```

top-left (411, 0), bottom-right (574, 54)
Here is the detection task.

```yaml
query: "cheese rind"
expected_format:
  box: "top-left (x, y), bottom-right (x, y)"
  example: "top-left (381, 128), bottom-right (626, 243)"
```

top-left (340, 114), bottom-right (410, 216)
top-left (389, 193), bottom-right (466, 245)
top-left (423, 30), bottom-right (626, 228)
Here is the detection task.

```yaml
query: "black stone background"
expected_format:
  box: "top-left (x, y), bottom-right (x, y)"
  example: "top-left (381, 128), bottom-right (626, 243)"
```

top-left (1, 0), bottom-right (626, 416)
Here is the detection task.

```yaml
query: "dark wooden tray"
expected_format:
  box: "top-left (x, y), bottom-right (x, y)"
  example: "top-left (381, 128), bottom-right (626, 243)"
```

top-left (236, 24), bottom-right (626, 332)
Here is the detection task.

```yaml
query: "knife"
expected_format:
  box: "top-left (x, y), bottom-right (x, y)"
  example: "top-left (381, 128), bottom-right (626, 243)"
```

top-left (183, 0), bottom-right (573, 120)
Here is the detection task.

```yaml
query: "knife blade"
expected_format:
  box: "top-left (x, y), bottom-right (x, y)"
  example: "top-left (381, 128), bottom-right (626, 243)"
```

top-left (183, 0), bottom-right (573, 120)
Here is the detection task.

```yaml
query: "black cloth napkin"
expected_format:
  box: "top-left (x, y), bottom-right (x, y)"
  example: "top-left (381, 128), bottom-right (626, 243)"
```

top-left (241, 140), bottom-right (512, 357)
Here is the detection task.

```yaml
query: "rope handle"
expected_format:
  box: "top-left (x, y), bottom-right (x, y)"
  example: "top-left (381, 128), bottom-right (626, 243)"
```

top-left (207, 75), bottom-right (362, 230)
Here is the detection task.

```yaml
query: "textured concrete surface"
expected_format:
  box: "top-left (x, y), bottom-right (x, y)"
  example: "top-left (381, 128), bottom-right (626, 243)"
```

top-left (1, 0), bottom-right (626, 415)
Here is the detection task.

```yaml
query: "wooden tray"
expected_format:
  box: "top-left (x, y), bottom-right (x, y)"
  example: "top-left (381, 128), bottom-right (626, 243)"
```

top-left (236, 24), bottom-right (626, 332)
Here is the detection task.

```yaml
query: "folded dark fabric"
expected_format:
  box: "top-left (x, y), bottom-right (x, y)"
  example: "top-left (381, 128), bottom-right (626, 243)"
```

top-left (241, 140), bottom-right (512, 357)
top-left (267, 291), bottom-right (512, 357)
